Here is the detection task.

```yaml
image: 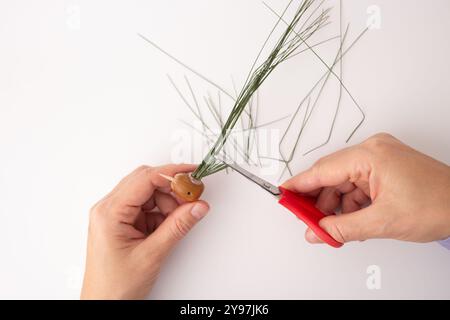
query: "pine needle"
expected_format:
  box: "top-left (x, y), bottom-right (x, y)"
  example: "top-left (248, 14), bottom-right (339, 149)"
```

top-left (192, 0), bottom-right (332, 180)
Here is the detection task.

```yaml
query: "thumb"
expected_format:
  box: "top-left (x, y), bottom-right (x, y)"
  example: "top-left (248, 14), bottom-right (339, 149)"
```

top-left (142, 201), bottom-right (210, 255)
top-left (305, 205), bottom-right (380, 244)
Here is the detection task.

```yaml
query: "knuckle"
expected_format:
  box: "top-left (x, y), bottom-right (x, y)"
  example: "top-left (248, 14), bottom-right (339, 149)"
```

top-left (330, 223), bottom-right (348, 243)
top-left (362, 133), bottom-right (396, 156)
top-left (313, 156), bottom-right (325, 168)
top-left (372, 132), bottom-right (395, 140)
top-left (136, 165), bottom-right (151, 173)
top-left (172, 218), bottom-right (191, 240)
top-left (324, 217), bottom-right (353, 243)
top-left (107, 196), bottom-right (137, 221)
top-left (312, 157), bottom-right (325, 175)
top-left (88, 202), bottom-right (109, 229)
top-left (90, 196), bottom-right (120, 221)
top-left (310, 156), bottom-right (329, 185)
top-left (89, 201), bottom-right (104, 220)
top-left (364, 133), bottom-right (394, 148)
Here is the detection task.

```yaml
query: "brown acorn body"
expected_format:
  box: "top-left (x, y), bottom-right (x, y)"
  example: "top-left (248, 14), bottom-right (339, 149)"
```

top-left (170, 173), bottom-right (204, 202)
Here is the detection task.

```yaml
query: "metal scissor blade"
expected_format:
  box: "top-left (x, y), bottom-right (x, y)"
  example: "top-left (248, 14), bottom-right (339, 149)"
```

top-left (216, 156), bottom-right (281, 196)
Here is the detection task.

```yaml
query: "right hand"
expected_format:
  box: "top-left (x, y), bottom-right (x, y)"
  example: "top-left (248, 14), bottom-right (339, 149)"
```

top-left (282, 133), bottom-right (450, 245)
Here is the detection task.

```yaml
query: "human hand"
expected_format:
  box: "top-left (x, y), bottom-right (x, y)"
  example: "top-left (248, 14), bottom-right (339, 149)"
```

top-left (81, 164), bottom-right (210, 299)
top-left (283, 133), bottom-right (450, 245)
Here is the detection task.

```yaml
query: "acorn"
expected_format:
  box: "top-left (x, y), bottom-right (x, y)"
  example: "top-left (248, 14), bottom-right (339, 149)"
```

top-left (160, 173), bottom-right (205, 202)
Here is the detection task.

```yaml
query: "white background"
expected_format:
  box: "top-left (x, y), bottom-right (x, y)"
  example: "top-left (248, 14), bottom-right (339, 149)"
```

top-left (1, 0), bottom-right (450, 299)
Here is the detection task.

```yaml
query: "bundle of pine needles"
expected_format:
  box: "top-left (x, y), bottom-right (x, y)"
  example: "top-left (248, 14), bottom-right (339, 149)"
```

top-left (191, 0), bottom-right (331, 180)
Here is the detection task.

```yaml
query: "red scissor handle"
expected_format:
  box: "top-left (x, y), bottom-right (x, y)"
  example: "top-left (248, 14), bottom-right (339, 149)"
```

top-left (278, 187), bottom-right (343, 248)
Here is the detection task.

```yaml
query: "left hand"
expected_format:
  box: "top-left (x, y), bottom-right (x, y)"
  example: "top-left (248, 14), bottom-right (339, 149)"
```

top-left (81, 164), bottom-right (210, 299)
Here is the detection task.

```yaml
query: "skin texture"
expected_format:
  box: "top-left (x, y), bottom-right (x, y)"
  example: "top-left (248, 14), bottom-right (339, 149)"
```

top-left (283, 133), bottom-right (450, 244)
top-left (81, 164), bottom-right (210, 300)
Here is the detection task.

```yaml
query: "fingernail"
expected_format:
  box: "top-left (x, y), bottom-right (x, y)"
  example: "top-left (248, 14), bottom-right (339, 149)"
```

top-left (305, 229), bottom-right (321, 244)
top-left (190, 202), bottom-right (209, 220)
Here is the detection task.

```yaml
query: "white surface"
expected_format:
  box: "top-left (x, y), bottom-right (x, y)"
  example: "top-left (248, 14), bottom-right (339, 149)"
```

top-left (1, 0), bottom-right (450, 299)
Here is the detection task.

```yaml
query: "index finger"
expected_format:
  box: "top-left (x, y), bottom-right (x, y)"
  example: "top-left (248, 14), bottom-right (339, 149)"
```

top-left (115, 164), bottom-right (197, 207)
top-left (282, 145), bottom-right (369, 193)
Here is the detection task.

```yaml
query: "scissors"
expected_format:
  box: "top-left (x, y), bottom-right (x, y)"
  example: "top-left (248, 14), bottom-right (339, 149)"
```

top-left (217, 156), bottom-right (343, 248)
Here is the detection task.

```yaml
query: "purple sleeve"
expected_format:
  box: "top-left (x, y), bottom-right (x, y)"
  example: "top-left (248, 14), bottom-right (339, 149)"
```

top-left (439, 238), bottom-right (450, 250)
